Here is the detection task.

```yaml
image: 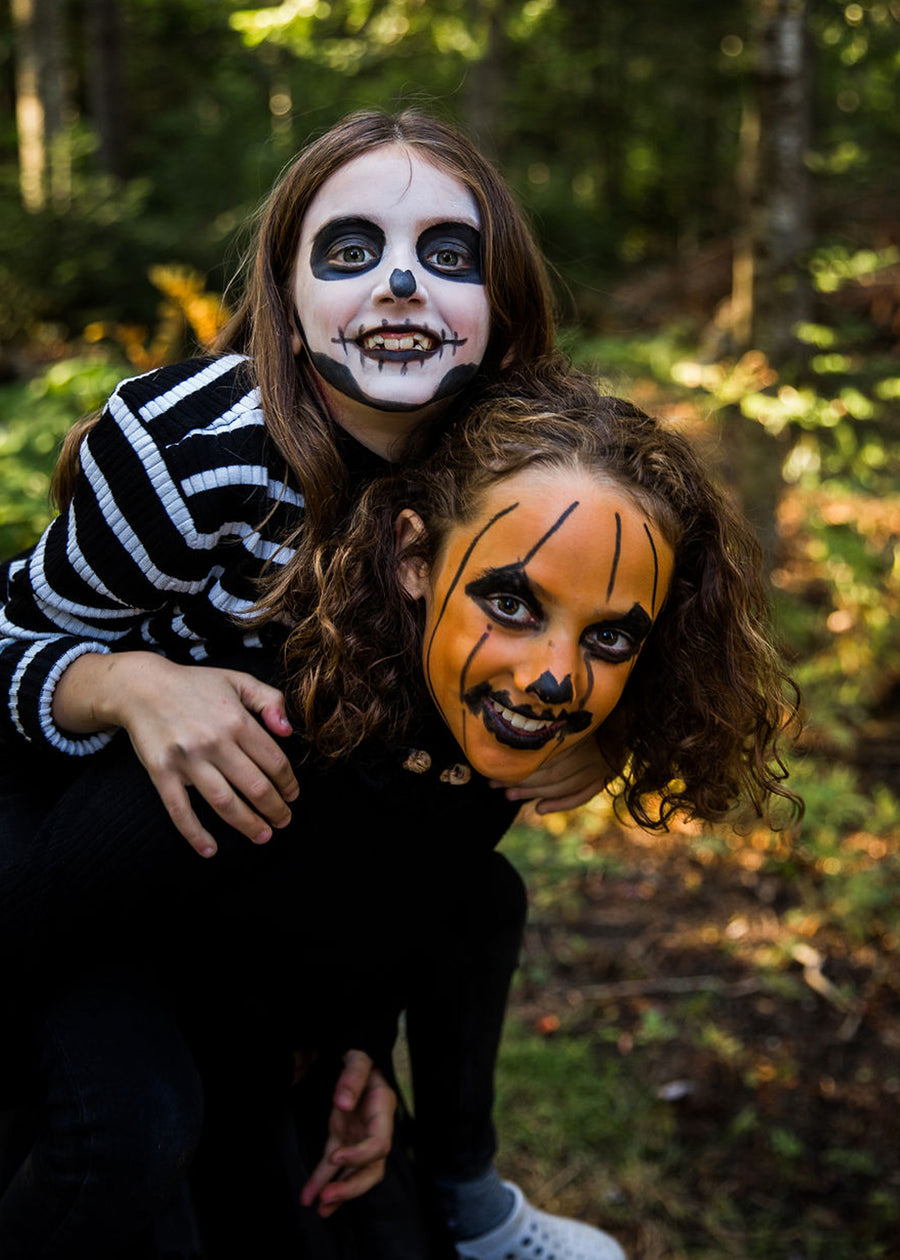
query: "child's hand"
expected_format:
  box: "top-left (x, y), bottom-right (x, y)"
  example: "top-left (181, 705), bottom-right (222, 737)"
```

top-left (492, 737), bottom-right (613, 814)
top-left (300, 1050), bottom-right (396, 1218)
top-left (52, 651), bottom-right (299, 856)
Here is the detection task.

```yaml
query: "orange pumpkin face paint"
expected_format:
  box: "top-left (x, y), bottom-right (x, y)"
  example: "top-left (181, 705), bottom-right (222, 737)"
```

top-left (406, 466), bottom-right (674, 784)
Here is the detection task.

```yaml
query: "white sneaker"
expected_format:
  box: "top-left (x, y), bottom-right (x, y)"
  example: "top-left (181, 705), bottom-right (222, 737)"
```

top-left (454, 1182), bottom-right (626, 1260)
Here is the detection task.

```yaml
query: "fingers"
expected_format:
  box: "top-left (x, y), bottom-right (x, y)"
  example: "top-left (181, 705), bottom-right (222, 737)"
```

top-left (135, 673), bottom-right (300, 850)
top-left (233, 674), bottom-right (296, 756)
top-left (494, 737), bottom-right (612, 814)
top-left (155, 779), bottom-right (219, 858)
top-left (149, 739), bottom-right (293, 852)
top-left (315, 1158), bottom-right (389, 1218)
top-left (301, 1128), bottom-right (392, 1217)
top-left (532, 783), bottom-right (601, 814)
top-left (333, 1049), bottom-right (374, 1111)
top-left (300, 1148), bottom-right (341, 1210)
top-left (300, 1063), bottom-right (396, 1217)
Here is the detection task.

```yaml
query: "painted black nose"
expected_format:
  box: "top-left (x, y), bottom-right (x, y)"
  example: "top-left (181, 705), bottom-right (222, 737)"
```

top-left (526, 671), bottom-right (574, 705)
top-left (389, 268), bottom-right (417, 298)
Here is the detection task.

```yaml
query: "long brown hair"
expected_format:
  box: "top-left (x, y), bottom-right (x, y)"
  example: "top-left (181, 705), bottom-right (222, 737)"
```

top-left (224, 108), bottom-right (556, 624)
top-left (52, 109), bottom-right (557, 609)
top-left (286, 363), bottom-right (802, 830)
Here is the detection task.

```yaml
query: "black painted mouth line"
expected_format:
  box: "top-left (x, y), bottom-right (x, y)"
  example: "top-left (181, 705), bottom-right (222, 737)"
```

top-left (332, 323), bottom-right (467, 359)
top-left (480, 695), bottom-right (567, 750)
top-left (361, 346), bottom-right (440, 365)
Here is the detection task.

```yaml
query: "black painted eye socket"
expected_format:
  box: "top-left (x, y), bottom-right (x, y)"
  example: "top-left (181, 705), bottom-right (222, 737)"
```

top-left (310, 217), bottom-right (385, 280)
top-left (418, 223), bottom-right (483, 282)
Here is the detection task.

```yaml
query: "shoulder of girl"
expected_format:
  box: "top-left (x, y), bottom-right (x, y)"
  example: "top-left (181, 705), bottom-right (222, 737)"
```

top-left (110, 353), bottom-right (252, 414)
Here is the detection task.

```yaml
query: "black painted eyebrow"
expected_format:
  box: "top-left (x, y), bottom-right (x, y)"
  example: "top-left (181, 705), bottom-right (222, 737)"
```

top-left (465, 564), bottom-right (540, 609)
top-left (595, 603), bottom-right (653, 642)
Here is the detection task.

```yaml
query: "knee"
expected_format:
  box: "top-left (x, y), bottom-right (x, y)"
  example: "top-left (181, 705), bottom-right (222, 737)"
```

top-left (133, 1068), bottom-right (205, 1190)
top-left (38, 1060), bottom-right (204, 1211)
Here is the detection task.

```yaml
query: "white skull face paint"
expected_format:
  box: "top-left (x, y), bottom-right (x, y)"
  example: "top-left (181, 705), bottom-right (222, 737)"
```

top-left (293, 145), bottom-right (491, 451)
top-left (401, 466), bottom-right (675, 784)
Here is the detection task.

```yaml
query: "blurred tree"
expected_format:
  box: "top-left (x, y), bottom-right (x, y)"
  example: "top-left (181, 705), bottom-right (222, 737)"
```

top-left (84, 0), bottom-right (126, 181)
top-left (0, 0), bottom-right (897, 358)
top-left (11, 0), bottom-right (70, 211)
top-left (714, 0), bottom-right (814, 562)
top-left (461, 0), bottom-right (508, 157)
top-left (733, 0), bottom-right (813, 362)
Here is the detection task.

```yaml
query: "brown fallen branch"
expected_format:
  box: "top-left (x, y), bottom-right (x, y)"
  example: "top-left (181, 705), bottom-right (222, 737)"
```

top-left (581, 975), bottom-right (763, 1000)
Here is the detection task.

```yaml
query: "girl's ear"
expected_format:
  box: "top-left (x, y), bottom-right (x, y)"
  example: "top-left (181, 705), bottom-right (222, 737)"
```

top-left (395, 509), bottom-right (429, 600)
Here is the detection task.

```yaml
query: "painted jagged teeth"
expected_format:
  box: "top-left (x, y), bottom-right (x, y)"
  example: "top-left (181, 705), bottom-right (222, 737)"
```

top-left (493, 700), bottom-right (553, 732)
top-left (363, 331), bottom-right (435, 352)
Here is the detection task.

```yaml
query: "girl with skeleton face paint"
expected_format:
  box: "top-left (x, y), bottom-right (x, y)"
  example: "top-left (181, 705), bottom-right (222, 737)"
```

top-left (291, 146), bottom-right (492, 451)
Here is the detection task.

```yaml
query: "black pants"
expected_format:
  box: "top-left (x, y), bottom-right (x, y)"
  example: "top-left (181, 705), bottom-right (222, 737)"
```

top-left (0, 728), bottom-right (525, 1256)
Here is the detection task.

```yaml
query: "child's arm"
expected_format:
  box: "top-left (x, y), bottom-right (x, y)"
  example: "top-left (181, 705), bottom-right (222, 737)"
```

top-left (52, 650), bottom-right (299, 856)
top-left (492, 736), bottom-right (613, 814)
top-left (1, 358), bottom-right (302, 852)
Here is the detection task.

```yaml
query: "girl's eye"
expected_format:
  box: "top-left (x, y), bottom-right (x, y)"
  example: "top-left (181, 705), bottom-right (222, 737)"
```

top-left (327, 242), bottom-right (378, 270)
top-left (583, 625), bottom-right (637, 662)
top-left (425, 245), bottom-right (470, 273)
top-left (484, 594), bottom-right (536, 626)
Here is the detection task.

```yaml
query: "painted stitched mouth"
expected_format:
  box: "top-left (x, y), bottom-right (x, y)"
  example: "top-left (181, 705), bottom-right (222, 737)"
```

top-left (472, 691), bottom-right (590, 750)
top-left (359, 325), bottom-right (440, 357)
top-left (331, 322), bottom-right (467, 363)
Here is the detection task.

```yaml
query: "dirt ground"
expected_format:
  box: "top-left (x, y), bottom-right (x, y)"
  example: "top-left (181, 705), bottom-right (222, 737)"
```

top-left (505, 807), bottom-right (900, 1259)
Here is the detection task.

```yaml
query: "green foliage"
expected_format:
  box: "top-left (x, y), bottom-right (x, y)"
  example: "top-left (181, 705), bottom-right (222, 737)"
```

top-left (0, 357), bottom-right (130, 556)
top-left (2, 0), bottom-right (897, 342)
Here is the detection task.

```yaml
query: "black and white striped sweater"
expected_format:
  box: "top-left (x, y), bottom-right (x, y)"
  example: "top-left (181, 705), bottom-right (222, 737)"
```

top-left (1, 353), bottom-right (385, 758)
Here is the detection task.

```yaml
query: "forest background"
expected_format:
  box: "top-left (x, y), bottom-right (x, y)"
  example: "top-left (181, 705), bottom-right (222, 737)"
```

top-left (1, 1), bottom-right (899, 1256)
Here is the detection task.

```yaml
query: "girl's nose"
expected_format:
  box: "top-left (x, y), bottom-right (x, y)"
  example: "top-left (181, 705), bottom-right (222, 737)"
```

top-left (372, 254), bottom-right (426, 305)
top-left (526, 670), bottom-right (574, 705)
top-left (389, 268), bottom-right (416, 298)
top-left (514, 641), bottom-right (582, 708)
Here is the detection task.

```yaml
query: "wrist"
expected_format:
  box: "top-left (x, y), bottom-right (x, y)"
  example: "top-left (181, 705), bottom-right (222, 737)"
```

top-left (52, 650), bottom-right (167, 734)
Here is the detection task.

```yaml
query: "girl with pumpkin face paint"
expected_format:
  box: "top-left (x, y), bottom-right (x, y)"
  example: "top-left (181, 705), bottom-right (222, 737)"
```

top-left (290, 364), bottom-right (801, 838)
top-left (0, 111), bottom-right (629, 1259)
top-left (277, 366), bottom-right (802, 1259)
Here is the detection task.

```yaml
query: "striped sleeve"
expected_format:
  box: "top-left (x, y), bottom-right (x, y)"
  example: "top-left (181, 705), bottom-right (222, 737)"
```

top-left (0, 354), bottom-right (285, 756)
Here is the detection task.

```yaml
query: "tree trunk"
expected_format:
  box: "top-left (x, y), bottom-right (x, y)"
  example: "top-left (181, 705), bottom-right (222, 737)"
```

top-left (11, 0), bottom-right (70, 212)
top-left (462, 0), bottom-right (506, 160)
top-left (720, 0), bottom-right (814, 567)
top-left (748, 0), bottom-right (813, 361)
top-left (85, 0), bottom-right (126, 181)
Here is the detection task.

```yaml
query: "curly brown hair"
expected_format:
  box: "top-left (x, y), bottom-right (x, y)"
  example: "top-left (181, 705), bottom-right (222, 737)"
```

top-left (284, 362), bottom-right (802, 829)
